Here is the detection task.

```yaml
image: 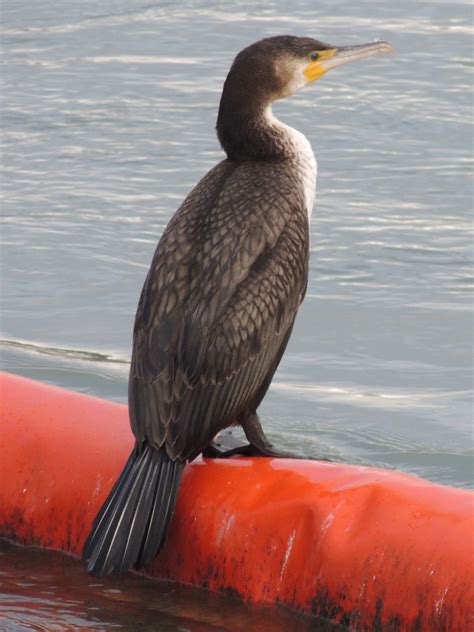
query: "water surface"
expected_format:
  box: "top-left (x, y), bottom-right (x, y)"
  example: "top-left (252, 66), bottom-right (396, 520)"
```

top-left (1, 0), bottom-right (473, 627)
top-left (0, 540), bottom-right (328, 631)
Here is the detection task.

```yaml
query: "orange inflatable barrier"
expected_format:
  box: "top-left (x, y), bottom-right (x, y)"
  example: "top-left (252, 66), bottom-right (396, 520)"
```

top-left (0, 371), bottom-right (473, 629)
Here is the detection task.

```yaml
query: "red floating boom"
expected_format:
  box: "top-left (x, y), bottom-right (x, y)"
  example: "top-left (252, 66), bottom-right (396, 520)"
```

top-left (0, 371), bottom-right (472, 630)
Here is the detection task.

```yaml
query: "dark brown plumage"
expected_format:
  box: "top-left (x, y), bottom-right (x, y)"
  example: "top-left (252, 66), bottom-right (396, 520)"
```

top-left (129, 158), bottom-right (309, 461)
top-left (83, 34), bottom-right (393, 576)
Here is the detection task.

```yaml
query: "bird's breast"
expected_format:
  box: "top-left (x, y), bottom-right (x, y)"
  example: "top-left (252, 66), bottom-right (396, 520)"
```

top-left (263, 108), bottom-right (317, 224)
top-left (284, 125), bottom-right (317, 224)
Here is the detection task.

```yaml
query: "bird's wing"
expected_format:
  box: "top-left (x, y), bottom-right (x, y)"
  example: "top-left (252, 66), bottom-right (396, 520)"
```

top-left (129, 160), bottom-right (309, 459)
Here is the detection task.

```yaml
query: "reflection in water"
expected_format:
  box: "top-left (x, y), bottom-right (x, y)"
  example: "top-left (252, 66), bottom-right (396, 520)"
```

top-left (0, 540), bottom-right (334, 631)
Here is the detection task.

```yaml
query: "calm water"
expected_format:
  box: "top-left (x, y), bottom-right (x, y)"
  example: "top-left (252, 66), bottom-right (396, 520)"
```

top-left (0, 540), bottom-right (332, 631)
top-left (1, 0), bottom-right (473, 628)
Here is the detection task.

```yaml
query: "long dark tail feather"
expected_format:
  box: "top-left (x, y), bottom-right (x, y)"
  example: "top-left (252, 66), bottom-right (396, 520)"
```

top-left (82, 444), bottom-right (184, 576)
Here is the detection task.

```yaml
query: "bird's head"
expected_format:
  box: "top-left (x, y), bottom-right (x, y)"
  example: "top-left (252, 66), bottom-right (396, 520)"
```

top-left (221, 35), bottom-right (394, 106)
top-left (217, 35), bottom-right (393, 160)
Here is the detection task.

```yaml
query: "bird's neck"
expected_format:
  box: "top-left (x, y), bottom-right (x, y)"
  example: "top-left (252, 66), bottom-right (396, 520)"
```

top-left (216, 98), bottom-right (300, 162)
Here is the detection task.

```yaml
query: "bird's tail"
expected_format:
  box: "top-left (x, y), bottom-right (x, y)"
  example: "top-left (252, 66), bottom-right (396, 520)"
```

top-left (82, 443), bottom-right (184, 576)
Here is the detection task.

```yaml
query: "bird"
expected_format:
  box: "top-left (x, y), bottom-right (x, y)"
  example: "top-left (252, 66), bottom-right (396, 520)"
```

top-left (83, 35), bottom-right (393, 576)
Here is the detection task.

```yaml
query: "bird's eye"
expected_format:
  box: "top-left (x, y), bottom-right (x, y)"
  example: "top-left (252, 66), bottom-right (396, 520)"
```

top-left (310, 52), bottom-right (319, 61)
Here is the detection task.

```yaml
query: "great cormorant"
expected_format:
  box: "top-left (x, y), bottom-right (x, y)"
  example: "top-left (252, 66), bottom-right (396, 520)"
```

top-left (83, 35), bottom-right (393, 576)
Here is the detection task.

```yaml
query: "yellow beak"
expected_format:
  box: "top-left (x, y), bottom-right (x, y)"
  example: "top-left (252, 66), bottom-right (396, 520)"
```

top-left (304, 41), bottom-right (394, 83)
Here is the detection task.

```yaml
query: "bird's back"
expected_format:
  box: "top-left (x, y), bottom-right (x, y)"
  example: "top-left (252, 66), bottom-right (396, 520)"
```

top-left (129, 156), bottom-right (311, 460)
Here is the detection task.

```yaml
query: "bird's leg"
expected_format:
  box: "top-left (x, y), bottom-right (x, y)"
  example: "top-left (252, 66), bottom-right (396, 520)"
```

top-left (202, 430), bottom-right (256, 458)
top-left (202, 426), bottom-right (271, 458)
top-left (241, 413), bottom-right (304, 459)
top-left (202, 415), bottom-right (308, 459)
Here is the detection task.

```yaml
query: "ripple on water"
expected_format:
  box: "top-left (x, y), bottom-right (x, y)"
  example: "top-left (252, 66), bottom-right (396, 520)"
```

top-left (1, 2), bottom-right (472, 489)
top-left (0, 540), bottom-right (332, 631)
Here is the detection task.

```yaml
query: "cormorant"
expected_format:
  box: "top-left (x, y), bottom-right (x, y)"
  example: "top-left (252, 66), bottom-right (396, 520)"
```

top-left (83, 35), bottom-right (393, 576)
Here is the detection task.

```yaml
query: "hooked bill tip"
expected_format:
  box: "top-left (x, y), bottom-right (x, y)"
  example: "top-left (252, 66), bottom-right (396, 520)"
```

top-left (373, 40), bottom-right (395, 54)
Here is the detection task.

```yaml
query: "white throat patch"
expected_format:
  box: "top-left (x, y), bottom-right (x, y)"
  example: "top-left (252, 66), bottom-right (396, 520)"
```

top-left (264, 107), bottom-right (317, 224)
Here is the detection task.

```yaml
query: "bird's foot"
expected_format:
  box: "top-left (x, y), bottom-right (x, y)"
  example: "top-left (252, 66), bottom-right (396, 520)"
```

top-left (202, 429), bottom-right (304, 459)
top-left (202, 441), bottom-right (259, 458)
top-left (202, 430), bottom-right (254, 458)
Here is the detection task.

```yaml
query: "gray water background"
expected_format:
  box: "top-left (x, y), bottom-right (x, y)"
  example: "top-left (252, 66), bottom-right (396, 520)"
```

top-left (2, 0), bottom-right (472, 487)
top-left (1, 1), bottom-right (473, 629)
